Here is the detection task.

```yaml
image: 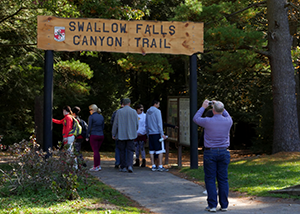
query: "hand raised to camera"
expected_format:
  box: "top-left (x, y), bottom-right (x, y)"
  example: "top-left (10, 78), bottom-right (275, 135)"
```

top-left (202, 99), bottom-right (210, 109)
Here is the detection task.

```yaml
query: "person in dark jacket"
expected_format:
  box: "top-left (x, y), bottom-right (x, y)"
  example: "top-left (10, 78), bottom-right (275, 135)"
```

top-left (86, 104), bottom-right (105, 171)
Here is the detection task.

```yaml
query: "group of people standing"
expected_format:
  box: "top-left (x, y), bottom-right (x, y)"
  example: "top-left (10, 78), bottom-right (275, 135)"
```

top-left (52, 104), bottom-right (105, 171)
top-left (52, 98), bottom-right (169, 173)
top-left (111, 98), bottom-right (168, 173)
top-left (53, 98), bottom-right (233, 212)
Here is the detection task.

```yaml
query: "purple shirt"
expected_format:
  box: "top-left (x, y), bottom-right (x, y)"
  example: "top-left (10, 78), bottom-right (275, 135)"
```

top-left (193, 107), bottom-right (233, 148)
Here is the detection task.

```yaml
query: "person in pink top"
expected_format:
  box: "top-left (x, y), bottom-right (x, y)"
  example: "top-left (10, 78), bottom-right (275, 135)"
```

top-left (52, 106), bottom-right (74, 151)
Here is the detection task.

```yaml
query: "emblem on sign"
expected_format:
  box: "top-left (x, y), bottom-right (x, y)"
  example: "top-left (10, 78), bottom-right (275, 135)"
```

top-left (54, 27), bottom-right (65, 42)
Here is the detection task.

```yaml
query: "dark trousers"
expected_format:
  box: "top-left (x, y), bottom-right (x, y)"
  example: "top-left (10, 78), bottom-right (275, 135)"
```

top-left (115, 140), bottom-right (120, 166)
top-left (118, 139), bottom-right (134, 169)
top-left (74, 138), bottom-right (84, 160)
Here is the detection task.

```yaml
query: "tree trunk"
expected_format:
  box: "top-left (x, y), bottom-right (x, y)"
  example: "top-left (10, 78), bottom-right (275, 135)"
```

top-left (267, 0), bottom-right (300, 153)
top-left (289, 19), bottom-right (300, 138)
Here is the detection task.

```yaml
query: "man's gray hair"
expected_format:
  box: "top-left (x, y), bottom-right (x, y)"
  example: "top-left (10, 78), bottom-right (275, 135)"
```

top-left (123, 98), bottom-right (131, 105)
top-left (213, 101), bottom-right (224, 113)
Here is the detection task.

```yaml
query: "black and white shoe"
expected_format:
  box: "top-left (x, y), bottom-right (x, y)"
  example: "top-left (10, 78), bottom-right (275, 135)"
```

top-left (157, 167), bottom-right (169, 172)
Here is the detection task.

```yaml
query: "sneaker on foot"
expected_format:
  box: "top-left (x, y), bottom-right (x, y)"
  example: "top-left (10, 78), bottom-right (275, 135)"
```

top-left (151, 166), bottom-right (157, 171)
top-left (119, 168), bottom-right (128, 172)
top-left (90, 166), bottom-right (101, 171)
top-left (89, 167), bottom-right (96, 171)
top-left (205, 207), bottom-right (216, 212)
top-left (157, 167), bottom-right (169, 172)
top-left (128, 166), bottom-right (133, 173)
top-left (219, 207), bottom-right (227, 212)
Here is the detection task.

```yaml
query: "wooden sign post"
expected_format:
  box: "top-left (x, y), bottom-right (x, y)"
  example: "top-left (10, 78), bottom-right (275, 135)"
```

top-left (37, 16), bottom-right (203, 168)
top-left (37, 16), bottom-right (203, 55)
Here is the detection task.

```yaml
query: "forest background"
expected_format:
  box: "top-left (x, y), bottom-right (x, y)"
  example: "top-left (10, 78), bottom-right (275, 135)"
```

top-left (1, 0), bottom-right (300, 154)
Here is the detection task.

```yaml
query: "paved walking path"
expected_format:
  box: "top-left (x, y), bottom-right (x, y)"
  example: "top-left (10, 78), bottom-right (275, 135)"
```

top-left (90, 160), bottom-right (300, 214)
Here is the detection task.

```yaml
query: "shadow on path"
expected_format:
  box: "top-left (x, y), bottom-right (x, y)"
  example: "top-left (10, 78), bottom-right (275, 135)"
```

top-left (89, 160), bottom-right (300, 214)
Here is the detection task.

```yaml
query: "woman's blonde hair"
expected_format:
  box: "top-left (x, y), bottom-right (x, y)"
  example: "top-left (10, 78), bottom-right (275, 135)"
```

top-left (89, 104), bottom-right (101, 114)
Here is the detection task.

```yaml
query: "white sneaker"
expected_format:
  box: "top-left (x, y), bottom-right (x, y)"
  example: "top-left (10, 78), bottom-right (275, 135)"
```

top-left (90, 166), bottom-right (101, 171)
top-left (157, 167), bottom-right (169, 172)
top-left (205, 207), bottom-right (216, 212)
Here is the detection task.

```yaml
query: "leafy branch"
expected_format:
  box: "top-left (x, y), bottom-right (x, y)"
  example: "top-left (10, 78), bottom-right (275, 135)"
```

top-left (223, 1), bottom-right (267, 19)
top-left (0, 7), bottom-right (24, 23)
top-left (0, 43), bottom-right (37, 47)
top-left (204, 45), bottom-right (269, 57)
top-left (207, 1), bottom-right (267, 26)
top-left (286, 2), bottom-right (300, 11)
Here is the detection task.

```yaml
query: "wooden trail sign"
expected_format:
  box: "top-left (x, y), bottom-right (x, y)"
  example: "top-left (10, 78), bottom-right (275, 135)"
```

top-left (37, 16), bottom-right (203, 55)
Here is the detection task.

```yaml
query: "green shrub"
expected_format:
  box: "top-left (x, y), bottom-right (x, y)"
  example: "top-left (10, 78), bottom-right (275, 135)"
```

top-left (0, 135), bottom-right (89, 200)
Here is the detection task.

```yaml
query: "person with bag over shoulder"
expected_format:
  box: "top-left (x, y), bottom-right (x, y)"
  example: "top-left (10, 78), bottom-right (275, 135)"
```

top-left (52, 106), bottom-right (74, 153)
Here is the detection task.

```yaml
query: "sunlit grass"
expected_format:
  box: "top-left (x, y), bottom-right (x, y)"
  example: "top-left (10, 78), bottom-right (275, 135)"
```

top-left (180, 152), bottom-right (300, 199)
top-left (0, 162), bottom-right (149, 214)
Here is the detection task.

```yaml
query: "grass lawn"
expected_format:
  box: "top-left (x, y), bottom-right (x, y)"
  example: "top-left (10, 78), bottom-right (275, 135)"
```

top-left (0, 151), bottom-right (151, 214)
top-left (179, 151), bottom-right (300, 200)
top-left (2, 150), bottom-right (300, 213)
top-left (0, 176), bottom-right (150, 214)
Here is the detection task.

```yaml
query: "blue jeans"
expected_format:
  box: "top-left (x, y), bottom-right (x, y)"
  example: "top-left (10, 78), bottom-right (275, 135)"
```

top-left (204, 148), bottom-right (230, 209)
top-left (135, 140), bottom-right (146, 159)
top-left (115, 140), bottom-right (120, 166)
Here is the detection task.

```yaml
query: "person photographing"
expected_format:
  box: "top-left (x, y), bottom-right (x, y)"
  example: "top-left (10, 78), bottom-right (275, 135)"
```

top-left (193, 100), bottom-right (233, 212)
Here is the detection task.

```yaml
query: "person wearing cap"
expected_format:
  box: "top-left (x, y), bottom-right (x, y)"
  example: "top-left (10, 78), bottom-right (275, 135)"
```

top-left (193, 100), bottom-right (233, 212)
top-left (112, 98), bottom-right (139, 173)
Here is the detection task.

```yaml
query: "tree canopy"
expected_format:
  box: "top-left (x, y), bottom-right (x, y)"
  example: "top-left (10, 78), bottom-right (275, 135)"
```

top-left (0, 0), bottom-right (299, 153)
